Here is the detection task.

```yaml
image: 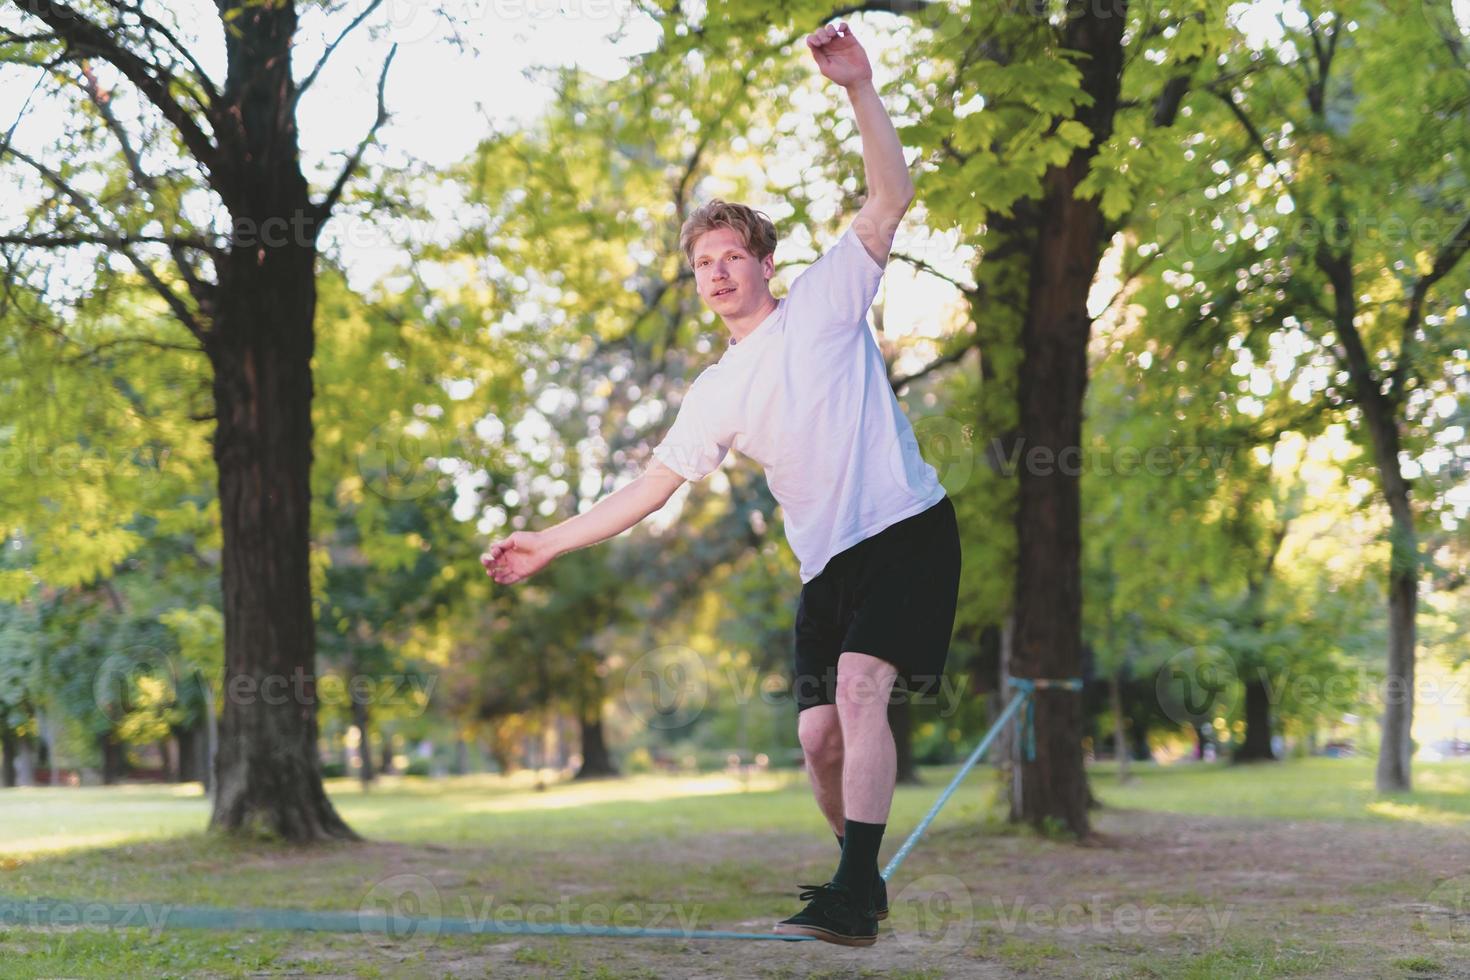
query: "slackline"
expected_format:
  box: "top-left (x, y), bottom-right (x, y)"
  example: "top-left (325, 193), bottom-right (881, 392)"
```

top-left (1, 678), bottom-right (1081, 943)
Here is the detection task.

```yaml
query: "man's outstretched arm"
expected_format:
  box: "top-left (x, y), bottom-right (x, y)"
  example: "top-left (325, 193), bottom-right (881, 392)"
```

top-left (481, 461), bottom-right (685, 584)
top-left (807, 21), bottom-right (916, 266)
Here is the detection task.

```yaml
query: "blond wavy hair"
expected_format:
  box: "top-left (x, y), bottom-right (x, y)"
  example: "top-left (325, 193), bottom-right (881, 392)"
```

top-left (679, 199), bottom-right (778, 267)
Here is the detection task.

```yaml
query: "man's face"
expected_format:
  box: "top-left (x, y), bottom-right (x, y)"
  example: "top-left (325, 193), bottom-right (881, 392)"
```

top-left (691, 227), bottom-right (775, 319)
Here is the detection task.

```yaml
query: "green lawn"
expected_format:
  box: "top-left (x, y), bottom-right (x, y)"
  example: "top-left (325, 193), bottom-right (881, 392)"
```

top-left (1, 757), bottom-right (1468, 978)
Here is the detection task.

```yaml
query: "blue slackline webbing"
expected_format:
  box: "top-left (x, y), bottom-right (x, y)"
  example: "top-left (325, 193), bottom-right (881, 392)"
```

top-left (2, 678), bottom-right (1081, 942)
top-left (0, 897), bottom-right (813, 942)
top-left (880, 685), bottom-right (1028, 882)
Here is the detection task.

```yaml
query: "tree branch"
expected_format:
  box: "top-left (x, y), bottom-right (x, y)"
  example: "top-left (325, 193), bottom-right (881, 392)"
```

top-left (7, 0), bottom-right (218, 174)
top-left (101, 0), bottom-right (218, 105)
top-left (890, 336), bottom-right (979, 392)
top-left (75, 61), bottom-right (218, 310)
top-left (314, 43), bottom-right (397, 226)
top-left (1389, 209), bottom-right (1470, 405)
top-left (890, 250), bottom-right (977, 295)
top-left (295, 0), bottom-right (386, 101)
top-left (0, 232), bottom-right (213, 249)
top-left (1, 144), bottom-right (209, 341)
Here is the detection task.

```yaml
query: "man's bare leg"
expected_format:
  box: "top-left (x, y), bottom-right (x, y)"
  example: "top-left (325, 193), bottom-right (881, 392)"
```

top-left (827, 651), bottom-right (897, 913)
top-left (798, 704), bottom-right (845, 836)
top-left (836, 651), bottom-right (898, 823)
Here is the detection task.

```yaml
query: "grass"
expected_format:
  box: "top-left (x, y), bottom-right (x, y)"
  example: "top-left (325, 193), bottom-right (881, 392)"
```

top-left (1089, 756), bottom-right (1470, 827)
top-left (1, 756), bottom-right (1468, 978)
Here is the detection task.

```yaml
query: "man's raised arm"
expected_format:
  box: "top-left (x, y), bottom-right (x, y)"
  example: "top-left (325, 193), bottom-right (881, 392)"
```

top-left (806, 21), bottom-right (916, 267)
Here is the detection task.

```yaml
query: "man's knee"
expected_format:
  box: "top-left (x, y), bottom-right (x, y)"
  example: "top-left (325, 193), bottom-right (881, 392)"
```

top-left (798, 708), bottom-right (843, 768)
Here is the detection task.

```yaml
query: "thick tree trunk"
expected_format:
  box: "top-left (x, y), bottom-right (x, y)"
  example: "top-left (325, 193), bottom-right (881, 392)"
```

top-left (97, 730), bottom-right (127, 785)
top-left (205, 1), bottom-right (355, 841)
top-left (890, 698), bottom-right (919, 785)
top-left (575, 716), bottom-right (618, 779)
top-left (1234, 673), bottom-right (1277, 762)
top-left (1009, 3), bottom-right (1127, 837)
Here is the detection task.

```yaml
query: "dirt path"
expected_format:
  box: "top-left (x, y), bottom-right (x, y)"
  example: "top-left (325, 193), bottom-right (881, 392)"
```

top-left (274, 807), bottom-right (1470, 978)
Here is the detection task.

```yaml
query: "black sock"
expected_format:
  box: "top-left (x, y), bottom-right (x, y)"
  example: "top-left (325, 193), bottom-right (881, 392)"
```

top-left (832, 819), bottom-right (885, 907)
top-left (836, 832), bottom-right (882, 887)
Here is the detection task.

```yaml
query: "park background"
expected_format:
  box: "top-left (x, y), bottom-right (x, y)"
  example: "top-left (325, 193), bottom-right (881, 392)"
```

top-left (1, 0), bottom-right (1469, 976)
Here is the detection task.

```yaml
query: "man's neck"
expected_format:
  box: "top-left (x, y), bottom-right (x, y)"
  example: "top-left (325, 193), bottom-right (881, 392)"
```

top-left (724, 294), bottom-right (780, 345)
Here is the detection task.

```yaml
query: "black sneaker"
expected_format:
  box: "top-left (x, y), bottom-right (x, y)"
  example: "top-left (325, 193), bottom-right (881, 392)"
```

top-left (874, 873), bottom-right (888, 920)
top-left (773, 882), bottom-right (878, 946)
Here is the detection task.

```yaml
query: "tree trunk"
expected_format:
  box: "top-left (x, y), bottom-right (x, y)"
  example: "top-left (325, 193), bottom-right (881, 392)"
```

top-left (1315, 241), bottom-right (1420, 793)
top-left (1378, 513), bottom-right (1417, 790)
top-left (15, 737), bottom-right (36, 787)
top-left (205, 1), bottom-right (356, 843)
top-left (1009, 3), bottom-right (1127, 837)
top-left (1234, 673), bottom-right (1277, 762)
top-left (379, 730), bottom-right (395, 775)
top-left (175, 722), bottom-right (201, 784)
top-left (1129, 710), bottom-right (1152, 763)
top-left (1111, 671), bottom-right (1130, 782)
top-left (97, 730), bottom-right (127, 785)
top-left (890, 698), bottom-right (919, 785)
top-left (353, 695), bottom-right (374, 786)
top-left (575, 715), bottom-right (618, 779)
top-left (1, 729), bottom-right (15, 787)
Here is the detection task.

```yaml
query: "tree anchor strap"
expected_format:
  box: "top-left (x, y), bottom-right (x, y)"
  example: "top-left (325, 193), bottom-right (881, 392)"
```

top-left (1007, 677), bottom-right (1086, 762)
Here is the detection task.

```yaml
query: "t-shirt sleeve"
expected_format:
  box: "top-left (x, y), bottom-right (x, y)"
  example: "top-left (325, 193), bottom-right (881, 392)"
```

top-left (784, 224), bottom-right (886, 335)
top-left (649, 373), bottom-right (731, 483)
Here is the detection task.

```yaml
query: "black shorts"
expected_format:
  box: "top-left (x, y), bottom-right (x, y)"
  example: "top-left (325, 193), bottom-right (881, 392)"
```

top-left (792, 495), bottom-right (962, 713)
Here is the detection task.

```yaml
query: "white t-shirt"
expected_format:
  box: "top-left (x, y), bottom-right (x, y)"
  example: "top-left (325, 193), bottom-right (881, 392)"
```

top-left (650, 226), bottom-right (946, 584)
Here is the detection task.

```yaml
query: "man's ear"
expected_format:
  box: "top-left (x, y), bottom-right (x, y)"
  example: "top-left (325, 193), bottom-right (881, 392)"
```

top-left (762, 255), bottom-right (775, 280)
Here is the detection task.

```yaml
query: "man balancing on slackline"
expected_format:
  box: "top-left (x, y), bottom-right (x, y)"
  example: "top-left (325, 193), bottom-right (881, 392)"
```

top-left (481, 20), bottom-right (961, 947)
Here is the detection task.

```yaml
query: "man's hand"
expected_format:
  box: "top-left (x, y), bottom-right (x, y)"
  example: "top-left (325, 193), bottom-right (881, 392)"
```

top-left (481, 530), bottom-right (557, 585)
top-left (806, 21), bottom-right (871, 89)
